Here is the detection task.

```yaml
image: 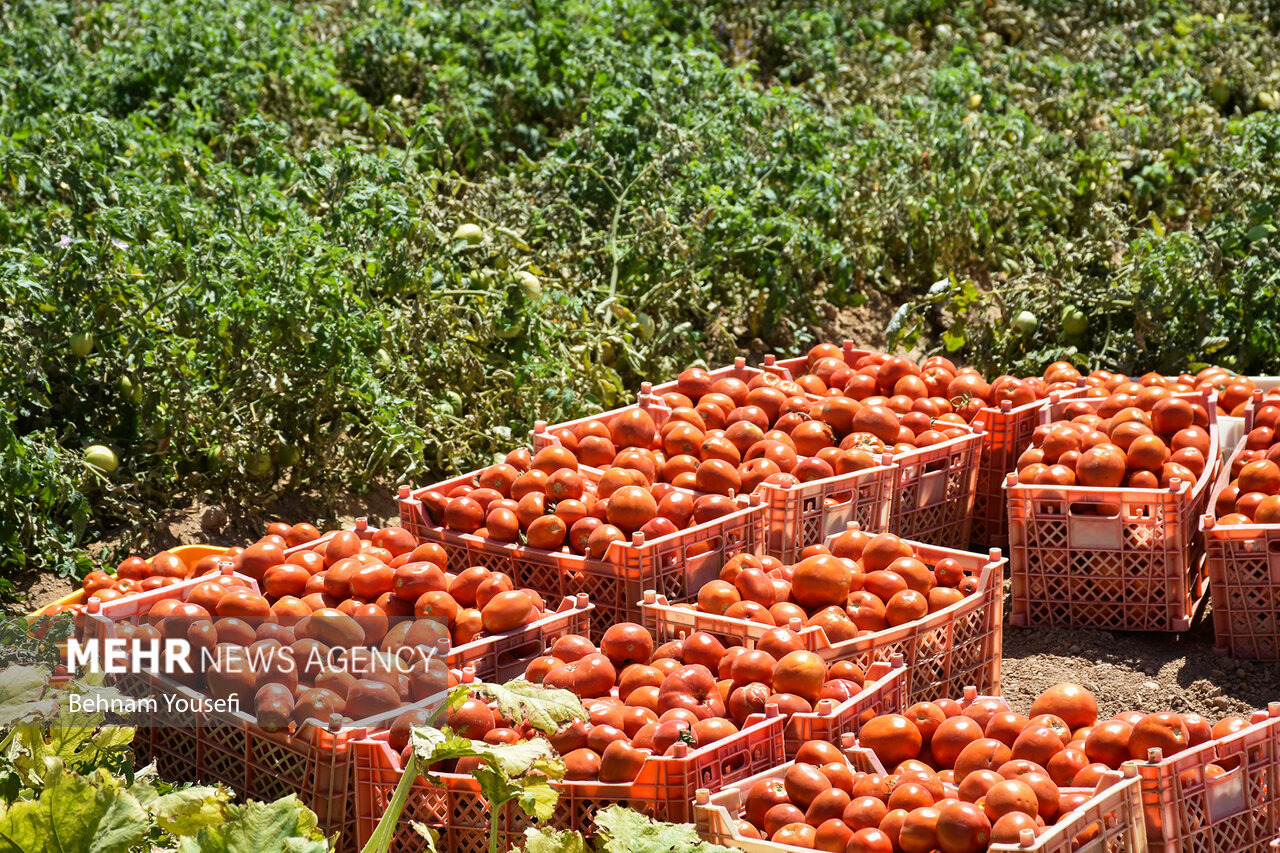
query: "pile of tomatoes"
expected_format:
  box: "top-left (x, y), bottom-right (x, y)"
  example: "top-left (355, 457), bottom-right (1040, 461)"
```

top-left (682, 530), bottom-right (979, 640)
top-left (781, 347), bottom-right (1083, 423)
top-left (1013, 388), bottom-right (1214, 491)
top-left (420, 442), bottom-right (746, 552)
top-left (731, 682), bottom-right (1252, 852)
top-left (115, 525), bottom-right (572, 730)
top-left (1213, 394), bottom-right (1280, 524)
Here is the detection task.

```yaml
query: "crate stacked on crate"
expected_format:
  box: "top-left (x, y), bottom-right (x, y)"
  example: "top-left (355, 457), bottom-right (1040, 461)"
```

top-left (1134, 703), bottom-right (1280, 853)
top-left (1202, 391), bottom-right (1280, 659)
top-left (353, 706), bottom-right (788, 853)
top-left (640, 526), bottom-right (1004, 706)
top-left (397, 468), bottom-right (767, 635)
top-left (1006, 389), bottom-right (1219, 631)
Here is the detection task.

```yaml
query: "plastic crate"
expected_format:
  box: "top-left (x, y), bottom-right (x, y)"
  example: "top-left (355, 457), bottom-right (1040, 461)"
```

top-left (970, 386), bottom-right (1088, 550)
top-left (1216, 377), bottom-right (1280, 452)
top-left (780, 655), bottom-right (906, 759)
top-left (694, 747), bottom-right (1144, 853)
top-left (1134, 703), bottom-right (1280, 853)
top-left (1202, 416), bottom-right (1280, 659)
top-left (640, 531), bottom-right (1004, 706)
top-left (755, 454), bottom-right (897, 564)
top-left (760, 341), bottom-right (873, 381)
top-left (26, 543), bottom-right (229, 626)
top-left (889, 422), bottom-right (982, 549)
top-left (82, 569), bottom-right (447, 853)
top-left (530, 390), bottom-right (672, 452)
top-left (353, 705), bottom-right (788, 853)
top-left (448, 594), bottom-right (595, 682)
top-left (1006, 390), bottom-right (1219, 632)
top-left (398, 475), bottom-right (767, 636)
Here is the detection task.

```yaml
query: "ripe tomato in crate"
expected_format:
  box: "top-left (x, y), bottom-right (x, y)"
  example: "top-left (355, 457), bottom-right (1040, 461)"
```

top-left (640, 526), bottom-right (1005, 708)
top-left (1133, 703), bottom-right (1280, 853)
top-left (80, 567), bottom-right (450, 853)
top-left (397, 468), bottom-right (768, 635)
top-left (1006, 389), bottom-right (1220, 632)
top-left (692, 688), bottom-right (1146, 853)
top-left (353, 706), bottom-right (788, 852)
top-left (1201, 393), bottom-right (1280, 659)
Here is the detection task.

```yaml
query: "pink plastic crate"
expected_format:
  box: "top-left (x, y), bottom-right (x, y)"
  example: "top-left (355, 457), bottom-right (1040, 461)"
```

top-left (353, 706), bottom-right (788, 853)
top-left (1202, 402), bottom-right (1280, 659)
top-left (971, 384), bottom-right (1089, 550)
top-left (889, 421), bottom-right (982, 549)
top-left (759, 341), bottom-right (872, 381)
top-left (641, 530), bottom-right (1004, 705)
top-left (398, 473), bottom-right (767, 635)
top-left (781, 655), bottom-right (906, 758)
top-left (694, 746), bottom-right (1145, 853)
top-left (1006, 390), bottom-right (1219, 631)
top-left (81, 571), bottom-right (446, 853)
top-left (1134, 703), bottom-right (1280, 853)
top-left (755, 454), bottom-right (897, 564)
top-left (530, 390), bottom-right (671, 452)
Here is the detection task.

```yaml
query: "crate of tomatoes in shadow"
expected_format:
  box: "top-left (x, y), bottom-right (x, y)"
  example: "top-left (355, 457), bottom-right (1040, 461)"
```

top-left (1006, 386), bottom-right (1219, 632)
top-left (397, 441), bottom-right (768, 634)
top-left (1201, 390), bottom-right (1280, 659)
top-left (693, 681), bottom-right (1150, 853)
top-left (641, 524), bottom-right (1003, 709)
top-left (532, 372), bottom-right (900, 565)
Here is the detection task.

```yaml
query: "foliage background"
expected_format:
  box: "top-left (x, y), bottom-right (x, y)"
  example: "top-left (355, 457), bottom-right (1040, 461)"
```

top-left (1, 0), bottom-right (1279, 581)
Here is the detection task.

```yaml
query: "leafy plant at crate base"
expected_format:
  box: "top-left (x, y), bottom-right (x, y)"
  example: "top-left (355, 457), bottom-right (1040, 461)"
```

top-left (360, 677), bottom-right (734, 853)
top-left (0, 623), bottom-right (334, 851)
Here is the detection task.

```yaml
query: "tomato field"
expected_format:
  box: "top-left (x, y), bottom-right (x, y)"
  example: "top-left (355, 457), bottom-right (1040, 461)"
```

top-left (4, 0), bottom-right (1280, 851)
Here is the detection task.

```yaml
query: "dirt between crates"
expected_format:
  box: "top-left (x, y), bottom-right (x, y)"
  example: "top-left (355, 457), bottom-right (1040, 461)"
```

top-left (999, 579), bottom-right (1280, 718)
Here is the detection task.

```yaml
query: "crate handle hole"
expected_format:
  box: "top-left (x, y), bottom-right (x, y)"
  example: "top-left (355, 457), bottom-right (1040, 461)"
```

top-left (1069, 502), bottom-right (1120, 519)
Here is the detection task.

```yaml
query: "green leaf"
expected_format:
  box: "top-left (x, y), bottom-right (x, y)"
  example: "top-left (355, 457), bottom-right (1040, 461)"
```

top-left (512, 826), bottom-right (589, 853)
top-left (411, 729), bottom-right (564, 781)
top-left (0, 760), bottom-right (148, 853)
top-left (0, 666), bottom-right (58, 726)
top-left (592, 805), bottom-right (740, 853)
top-left (465, 679), bottom-right (586, 735)
top-left (133, 782), bottom-right (233, 836)
top-left (1245, 224), bottom-right (1273, 242)
top-left (175, 795), bottom-right (329, 853)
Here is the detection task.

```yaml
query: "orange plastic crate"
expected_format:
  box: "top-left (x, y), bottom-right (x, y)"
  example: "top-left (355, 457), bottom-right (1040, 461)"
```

top-left (889, 422), bottom-right (982, 549)
top-left (641, 530), bottom-right (1004, 705)
top-left (1202, 403), bottom-right (1280, 659)
top-left (694, 741), bottom-right (1145, 853)
top-left (780, 655), bottom-right (906, 758)
top-left (81, 567), bottom-right (447, 853)
top-left (754, 455), bottom-right (897, 564)
top-left (1006, 390), bottom-right (1219, 631)
top-left (970, 385), bottom-right (1089, 550)
top-left (1134, 703), bottom-right (1280, 853)
top-left (398, 473), bottom-right (767, 636)
top-left (537, 395), bottom-right (897, 564)
top-left (352, 706), bottom-right (788, 853)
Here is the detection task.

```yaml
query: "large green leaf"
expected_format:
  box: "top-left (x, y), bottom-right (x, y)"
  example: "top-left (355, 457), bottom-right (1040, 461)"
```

top-left (0, 667), bottom-right (58, 727)
top-left (174, 795), bottom-right (330, 853)
top-left (464, 680), bottom-right (585, 735)
top-left (512, 826), bottom-right (589, 853)
top-left (0, 760), bottom-right (148, 853)
top-left (131, 780), bottom-right (233, 837)
top-left (593, 805), bottom-right (739, 853)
